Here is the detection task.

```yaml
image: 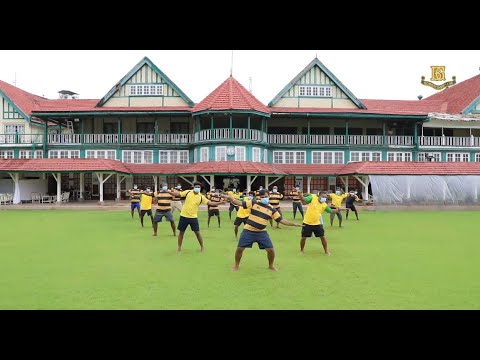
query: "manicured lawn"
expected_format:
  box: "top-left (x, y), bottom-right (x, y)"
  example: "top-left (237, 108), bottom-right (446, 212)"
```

top-left (0, 209), bottom-right (478, 309)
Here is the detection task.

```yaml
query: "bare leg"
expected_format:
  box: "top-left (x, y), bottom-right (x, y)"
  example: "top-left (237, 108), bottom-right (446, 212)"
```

top-left (234, 225), bottom-right (239, 240)
top-left (229, 211), bottom-right (233, 221)
top-left (131, 209), bottom-right (134, 219)
top-left (177, 231), bottom-right (185, 252)
top-left (140, 213), bottom-right (144, 227)
top-left (153, 221), bottom-right (158, 236)
top-left (300, 237), bottom-right (307, 254)
top-left (338, 211), bottom-right (343, 227)
top-left (231, 247), bottom-right (245, 271)
top-left (207, 215), bottom-right (211, 227)
top-left (217, 215), bottom-right (221, 228)
top-left (276, 209), bottom-right (282, 228)
top-left (298, 205), bottom-right (304, 219)
top-left (293, 205), bottom-right (297, 219)
top-left (270, 218), bottom-right (273, 227)
top-left (320, 236), bottom-right (331, 256)
top-left (266, 248), bottom-right (278, 271)
top-left (346, 209), bottom-right (349, 219)
top-left (170, 221), bottom-right (176, 236)
top-left (354, 210), bottom-right (359, 220)
top-left (194, 231), bottom-right (204, 252)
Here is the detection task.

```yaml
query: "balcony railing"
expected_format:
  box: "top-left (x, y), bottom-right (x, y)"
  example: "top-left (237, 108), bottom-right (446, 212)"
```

top-left (194, 129), bottom-right (267, 142)
top-left (42, 133), bottom-right (193, 145)
top-left (0, 134), bottom-right (44, 144)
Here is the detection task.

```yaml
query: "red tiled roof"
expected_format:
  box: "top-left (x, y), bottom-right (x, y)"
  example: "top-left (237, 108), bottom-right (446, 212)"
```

top-left (0, 159), bottom-right (131, 173)
top-left (193, 76), bottom-right (271, 114)
top-left (339, 161), bottom-right (480, 175)
top-left (124, 163), bottom-right (190, 174)
top-left (34, 101), bottom-right (191, 113)
top-left (0, 80), bottom-right (46, 116)
top-left (424, 74), bottom-right (480, 114)
top-left (176, 161), bottom-right (287, 175)
top-left (273, 164), bottom-right (345, 175)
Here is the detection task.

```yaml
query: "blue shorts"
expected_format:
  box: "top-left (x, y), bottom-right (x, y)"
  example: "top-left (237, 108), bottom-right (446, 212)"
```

top-left (238, 229), bottom-right (273, 250)
top-left (131, 202), bottom-right (141, 211)
top-left (177, 216), bottom-right (200, 232)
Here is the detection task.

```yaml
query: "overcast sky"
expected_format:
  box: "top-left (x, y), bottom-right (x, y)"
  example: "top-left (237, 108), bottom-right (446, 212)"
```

top-left (0, 50), bottom-right (478, 104)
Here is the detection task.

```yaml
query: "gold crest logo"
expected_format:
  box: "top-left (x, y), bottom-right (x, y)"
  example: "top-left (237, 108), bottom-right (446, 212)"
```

top-left (421, 66), bottom-right (456, 90)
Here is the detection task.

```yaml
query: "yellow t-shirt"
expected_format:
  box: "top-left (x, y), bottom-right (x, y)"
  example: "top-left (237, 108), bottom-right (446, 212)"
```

top-left (140, 192), bottom-right (153, 210)
top-left (227, 191), bottom-right (241, 200)
top-left (179, 190), bottom-right (209, 218)
top-left (303, 194), bottom-right (331, 226)
top-left (329, 193), bottom-right (348, 208)
top-left (237, 199), bottom-right (252, 218)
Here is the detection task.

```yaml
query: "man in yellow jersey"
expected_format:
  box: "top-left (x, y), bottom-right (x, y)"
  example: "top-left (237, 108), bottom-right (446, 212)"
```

top-left (139, 187), bottom-right (154, 228)
top-left (328, 188), bottom-right (348, 227)
top-left (289, 186), bottom-right (304, 220)
top-left (153, 182), bottom-right (176, 237)
top-left (168, 181), bottom-right (223, 253)
top-left (206, 186), bottom-right (224, 228)
top-left (233, 191), bottom-right (254, 240)
top-left (128, 184), bottom-right (142, 219)
top-left (268, 185), bottom-right (284, 228)
top-left (170, 183), bottom-right (183, 213)
top-left (221, 189), bottom-right (302, 272)
top-left (299, 191), bottom-right (338, 256)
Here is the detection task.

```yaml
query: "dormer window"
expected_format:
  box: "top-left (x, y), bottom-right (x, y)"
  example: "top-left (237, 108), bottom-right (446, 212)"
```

top-left (299, 86), bottom-right (332, 97)
top-left (129, 84), bottom-right (164, 96)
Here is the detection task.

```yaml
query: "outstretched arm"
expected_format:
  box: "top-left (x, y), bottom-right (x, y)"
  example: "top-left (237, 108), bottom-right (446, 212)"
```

top-left (220, 194), bottom-right (243, 207)
top-left (279, 218), bottom-right (302, 227)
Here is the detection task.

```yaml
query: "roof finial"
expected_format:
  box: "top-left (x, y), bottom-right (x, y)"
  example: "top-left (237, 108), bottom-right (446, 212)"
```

top-left (315, 52), bottom-right (318, 59)
top-left (230, 50), bottom-right (234, 76)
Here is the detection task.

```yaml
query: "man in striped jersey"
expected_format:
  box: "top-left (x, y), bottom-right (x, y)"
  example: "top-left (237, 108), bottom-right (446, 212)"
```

top-left (206, 186), bottom-right (223, 228)
top-left (268, 185), bottom-right (284, 228)
top-left (153, 182), bottom-right (176, 237)
top-left (233, 191), bottom-right (254, 240)
top-left (221, 189), bottom-right (302, 272)
top-left (128, 185), bottom-right (142, 219)
top-left (289, 186), bottom-right (304, 220)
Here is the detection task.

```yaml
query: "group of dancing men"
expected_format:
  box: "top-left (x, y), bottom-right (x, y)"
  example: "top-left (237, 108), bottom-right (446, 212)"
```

top-left (127, 182), bottom-right (361, 271)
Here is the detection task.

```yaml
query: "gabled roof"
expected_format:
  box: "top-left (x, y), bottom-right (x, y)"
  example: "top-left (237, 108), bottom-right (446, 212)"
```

top-left (338, 161), bottom-right (480, 175)
top-left (268, 58), bottom-right (366, 109)
top-left (176, 161), bottom-right (286, 175)
top-left (0, 79), bottom-right (47, 120)
top-left (96, 56), bottom-right (194, 107)
top-left (424, 73), bottom-right (480, 114)
top-left (192, 76), bottom-right (271, 116)
top-left (0, 158), bottom-right (131, 173)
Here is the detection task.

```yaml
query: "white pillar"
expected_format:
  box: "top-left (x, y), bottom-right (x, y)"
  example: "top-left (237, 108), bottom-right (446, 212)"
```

top-left (11, 173), bottom-right (20, 204)
top-left (210, 175), bottom-right (214, 191)
top-left (116, 174), bottom-right (121, 201)
top-left (79, 173), bottom-right (84, 201)
top-left (57, 173), bottom-right (62, 203)
top-left (307, 176), bottom-right (311, 193)
top-left (153, 176), bottom-right (158, 193)
top-left (264, 176), bottom-right (268, 190)
top-left (98, 173), bottom-right (104, 204)
top-left (247, 175), bottom-right (251, 192)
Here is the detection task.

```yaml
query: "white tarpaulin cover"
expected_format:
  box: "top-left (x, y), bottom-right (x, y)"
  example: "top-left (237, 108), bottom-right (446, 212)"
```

top-left (370, 175), bottom-right (480, 205)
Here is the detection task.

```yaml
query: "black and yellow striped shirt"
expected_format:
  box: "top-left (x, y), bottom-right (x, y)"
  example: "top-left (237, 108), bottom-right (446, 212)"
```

top-left (129, 189), bottom-right (141, 203)
top-left (289, 190), bottom-right (301, 202)
top-left (206, 192), bottom-right (222, 210)
top-left (243, 199), bottom-right (282, 232)
top-left (269, 192), bottom-right (283, 209)
top-left (155, 191), bottom-right (173, 211)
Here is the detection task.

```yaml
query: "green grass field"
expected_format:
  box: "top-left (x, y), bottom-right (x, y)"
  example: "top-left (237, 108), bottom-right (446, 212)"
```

top-left (0, 209), bottom-right (479, 310)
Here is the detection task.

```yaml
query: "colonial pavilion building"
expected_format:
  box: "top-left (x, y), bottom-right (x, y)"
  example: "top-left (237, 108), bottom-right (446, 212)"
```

top-left (1, 56), bottom-right (480, 204)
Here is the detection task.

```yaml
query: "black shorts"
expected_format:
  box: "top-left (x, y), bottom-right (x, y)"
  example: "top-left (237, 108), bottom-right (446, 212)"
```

top-left (177, 216), bottom-right (200, 232)
top-left (301, 224), bottom-right (325, 238)
top-left (234, 217), bottom-right (248, 226)
top-left (229, 203), bottom-right (239, 212)
top-left (238, 229), bottom-right (273, 249)
top-left (208, 209), bottom-right (220, 217)
top-left (346, 204), bottom-right (357, 211)
top-left (140, 209), bottom-right (152, 217)
top-left (153, 210), bottom-right (174, 223)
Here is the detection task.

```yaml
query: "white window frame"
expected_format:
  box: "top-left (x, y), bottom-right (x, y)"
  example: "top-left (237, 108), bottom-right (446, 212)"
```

top-left (264, 149), bottom-right (268, 163)
top-left (129, 84), bottom-right (164, 96)
top-left (350, 151), bottom-right (382, 162)
top-left (0, 150), bottom-right (14, 159)
top-left (86, 150), bottom-right (117, 160)
top-left (387, 152), bottom-right (412, 162)
top-left (298, 85), bottom-right (332, 98)
top-left (312, 151), bottom-right (344, 164)
top-left (122, 150), bottom-right (153, 164)
top-left (216, 146), bottom-right (227, 161)
top-left (4, 124), bottom-right (25, 134)
top-left (200, 147), bottom-right (209, 162)
top-left (48, 150), bottom-right (80, 159)
top-left (446, 152), bottom-right (470, 162)
top-left (418, 152), bottom-right (441, 162)
top-left (19, 150), bottom-right (43, 159)
top-left (235, 146), bottom-right (246, 161)
top-left (158, 150), bottom-right (189, 164)
top-left (273, 151), bottom-right (306, 164)
top-left (252, 147), bottom-right (261, 162)
top-left (475, 153), bottom-right (480, 162)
